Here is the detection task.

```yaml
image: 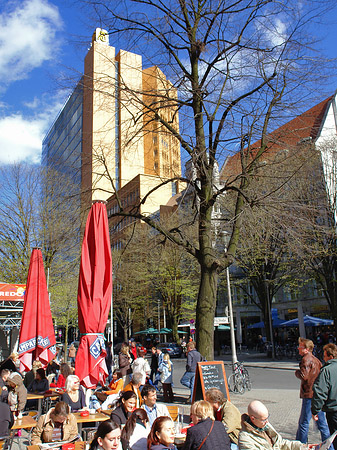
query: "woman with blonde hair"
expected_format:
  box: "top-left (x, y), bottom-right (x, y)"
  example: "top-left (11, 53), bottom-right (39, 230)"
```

top-left (60, 375), bottom-right (86, 411)
top-left (159, 353), bottom-right (174, 403)
top-left (182, 400), bottom-right (231, 450)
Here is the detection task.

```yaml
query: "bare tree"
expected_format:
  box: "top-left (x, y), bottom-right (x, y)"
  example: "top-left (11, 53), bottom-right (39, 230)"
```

top-left (0, 164), bottom-right (39, 283)
top-left (288, 139), bottom-right (337, 334)
top-left (79, 0), bottom-right (332, 358)
top-left (0, 164), bottom-right (81, 338)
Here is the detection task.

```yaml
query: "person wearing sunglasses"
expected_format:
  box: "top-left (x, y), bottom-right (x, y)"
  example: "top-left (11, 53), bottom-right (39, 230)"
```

top-left (239, 400), bottom-right (314, 450)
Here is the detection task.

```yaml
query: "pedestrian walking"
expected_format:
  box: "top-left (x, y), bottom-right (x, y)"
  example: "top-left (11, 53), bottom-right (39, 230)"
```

top-left (295, 337), bottom-right (330, 445)
top-left (150, 347), bottom-right (158, 383)
top-left (119, 343), bottom-right (133, 388)
top-left (180, 341), bottom-right (201, 403)
top-left (68, 344), bottom-right (76, 364)
top-left (132, 349), bottom-right (151, 388)
top-left (312, 343), bottom-right (337, 449)
top-left (159, 353), bottom-right (174, 403)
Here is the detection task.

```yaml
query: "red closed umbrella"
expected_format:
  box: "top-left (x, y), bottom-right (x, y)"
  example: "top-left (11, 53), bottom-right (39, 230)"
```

top-left (76, 201), bottom-right (112, 388)
top-left (18, 248), bottom-right (56, 372)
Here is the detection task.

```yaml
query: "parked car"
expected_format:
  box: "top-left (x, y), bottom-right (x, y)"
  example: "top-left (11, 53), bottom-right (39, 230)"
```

top-left (157, 343), bottom-right (183, 358)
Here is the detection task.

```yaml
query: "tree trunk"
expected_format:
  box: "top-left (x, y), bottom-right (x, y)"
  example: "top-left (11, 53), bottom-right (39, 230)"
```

top-left (172, 314), bottom-right (179, 344)
top-left (196, 265), bottom-right (218, 360)
top-left (64, 308), bottom-right (70, 362)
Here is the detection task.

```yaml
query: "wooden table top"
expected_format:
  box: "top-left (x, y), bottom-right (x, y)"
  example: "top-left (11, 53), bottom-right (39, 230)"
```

top-left (27, 441), bottom-right (86, 450)
top-left (12, 415), bottom-right (37, 430)
top-left (27, 391), bottom-right (61, 400)
top-left (27, 392), bottom-right (45, 400)
top-left (73, 411), bottom-right (110, 424)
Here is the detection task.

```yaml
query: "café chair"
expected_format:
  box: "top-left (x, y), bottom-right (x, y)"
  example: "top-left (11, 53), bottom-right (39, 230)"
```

top-left (82, 427), bottom-right (97, 442)
top-left (0, 436), bottom-right (10, 450)
top-left (166, 405), bottom-right (178, 421)
top-left (9, 410), bottom-right (38, 450)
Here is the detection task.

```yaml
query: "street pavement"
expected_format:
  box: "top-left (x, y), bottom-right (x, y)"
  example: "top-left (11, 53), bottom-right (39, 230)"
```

top-left (165, 351), bottom-right (322, 444)
top-left (12, 351), bottom-right (324, 448)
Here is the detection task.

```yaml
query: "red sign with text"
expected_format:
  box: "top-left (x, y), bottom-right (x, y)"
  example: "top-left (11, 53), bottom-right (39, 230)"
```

top-left (0, 283), bottom-right (26, 301)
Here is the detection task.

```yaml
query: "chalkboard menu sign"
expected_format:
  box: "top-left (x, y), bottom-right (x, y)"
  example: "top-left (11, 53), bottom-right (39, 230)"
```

top-left (192, 361), bottom-right (230, 403)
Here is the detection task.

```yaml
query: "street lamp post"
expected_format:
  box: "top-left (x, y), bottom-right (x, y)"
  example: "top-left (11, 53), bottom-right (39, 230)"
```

top-left (222, 232), bottom-right (238, 367)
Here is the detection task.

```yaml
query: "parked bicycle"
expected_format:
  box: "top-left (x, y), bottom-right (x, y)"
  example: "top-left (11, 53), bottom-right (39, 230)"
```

top-left (227, 361), bottom-right (252, 394)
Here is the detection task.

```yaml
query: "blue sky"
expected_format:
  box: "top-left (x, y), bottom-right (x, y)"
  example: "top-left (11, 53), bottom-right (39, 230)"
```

top-left (0, 0), bottom-right (336, 165)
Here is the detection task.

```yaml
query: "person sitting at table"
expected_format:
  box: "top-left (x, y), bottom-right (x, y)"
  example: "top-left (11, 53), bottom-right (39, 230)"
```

top-left (23, 360), bottom-right (42, 388)
top-left (183, 400), bottom-right (231, 450)
top-left (111, 391), bottom-right (137, 426)
top-left (28, 368), bottom-right (49, 393)
top-left (124, 373), bottom-right (143, 408)
top-left (238, 400), bottom-right (309, 450)
top-left (60, 374), bottom-right (86, 411)
top-left (46, 357), bottom-right (60, 379)
top-left (121, 408), bottom-right (150, 450)
top-left (147, 416), bottom-right (177, 450)
top-left (0, 387), bottom-right (14, 438)
top-left (31, 401), bottom-right (78, 445)
top-left (52, 362), bottom-right (72, 389)
top-left (7, 371), bottom-right (27, 412)
top-left (89, 420), bottom-right (122, 450)
top-left (141, 385), bottom-right (171, 427)
top-left (106, 370), bottom-right (124, 395)
top-left (98, 370), bottom-right (124, 410)
top-left (205, 388), bottom-right (241, 446)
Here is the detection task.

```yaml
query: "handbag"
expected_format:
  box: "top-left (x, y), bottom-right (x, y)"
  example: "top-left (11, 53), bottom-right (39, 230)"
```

top-left (95, 391), bottom-right (108, 403)
top-left (197, 420), bottom-right (214, 450)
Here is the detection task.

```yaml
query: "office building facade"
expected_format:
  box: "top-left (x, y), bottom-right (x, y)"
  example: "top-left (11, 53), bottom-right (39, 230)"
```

top-left (43, 28), bottom-right (182, 215)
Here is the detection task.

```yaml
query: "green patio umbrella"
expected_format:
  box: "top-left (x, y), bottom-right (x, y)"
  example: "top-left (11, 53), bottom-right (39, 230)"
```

top-left (159, 328), bottom-right (172, 334)
top-left (216, 325), bottom-right (232, 331)
top-left (134, 327), bottom-right (159, 335)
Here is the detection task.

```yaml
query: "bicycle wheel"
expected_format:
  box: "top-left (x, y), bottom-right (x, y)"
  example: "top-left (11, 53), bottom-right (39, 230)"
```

top-left (244, 374), bottom-right (252, 391)
top-left (242, 368), bottom-right (252, 391)
top-left (228, 373), bottom-right (245, 394)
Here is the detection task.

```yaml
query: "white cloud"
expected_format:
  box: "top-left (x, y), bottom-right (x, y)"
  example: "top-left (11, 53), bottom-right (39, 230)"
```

top-left (0, 93), bottom-right (65, 164)
top-left (0, 0), bottom-right (63, 89)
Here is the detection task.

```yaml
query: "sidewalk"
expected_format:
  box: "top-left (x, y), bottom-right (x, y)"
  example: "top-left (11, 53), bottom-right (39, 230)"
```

top-left (214, 351), bottom-right (299, 371)
top-left (168, 352), bottom-right (321, 444)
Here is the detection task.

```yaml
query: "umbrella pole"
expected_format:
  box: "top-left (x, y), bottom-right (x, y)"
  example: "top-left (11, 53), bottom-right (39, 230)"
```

top-left (110, 288), bottom-right (114, 351)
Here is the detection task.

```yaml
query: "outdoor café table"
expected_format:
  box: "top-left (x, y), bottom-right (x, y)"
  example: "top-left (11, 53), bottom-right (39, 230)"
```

top-left (27, 390), bottom-right (62, 415)
top-left (8, 415), bottom-right (38, 450)
top-left (73, 411), bottom-right (110, 433)
top-left (27, 441), bottom-right (86, 450)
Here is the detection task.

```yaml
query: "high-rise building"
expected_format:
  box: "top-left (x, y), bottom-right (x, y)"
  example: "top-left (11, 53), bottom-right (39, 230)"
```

top-left (43, 28), bottom-right (182, 215)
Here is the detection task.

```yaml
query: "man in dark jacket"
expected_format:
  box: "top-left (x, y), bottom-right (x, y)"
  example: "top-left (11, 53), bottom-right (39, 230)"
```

top-left (312, 343), bottom-right (337, 449)
top-left (180, 341), bottom-right (201, 403)
top-left (150, 347), bottom-right (158, 383)
top-left (0, 387), bottom-right (14, 437)
top-left (295, 337), bottom-right (330, 444)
